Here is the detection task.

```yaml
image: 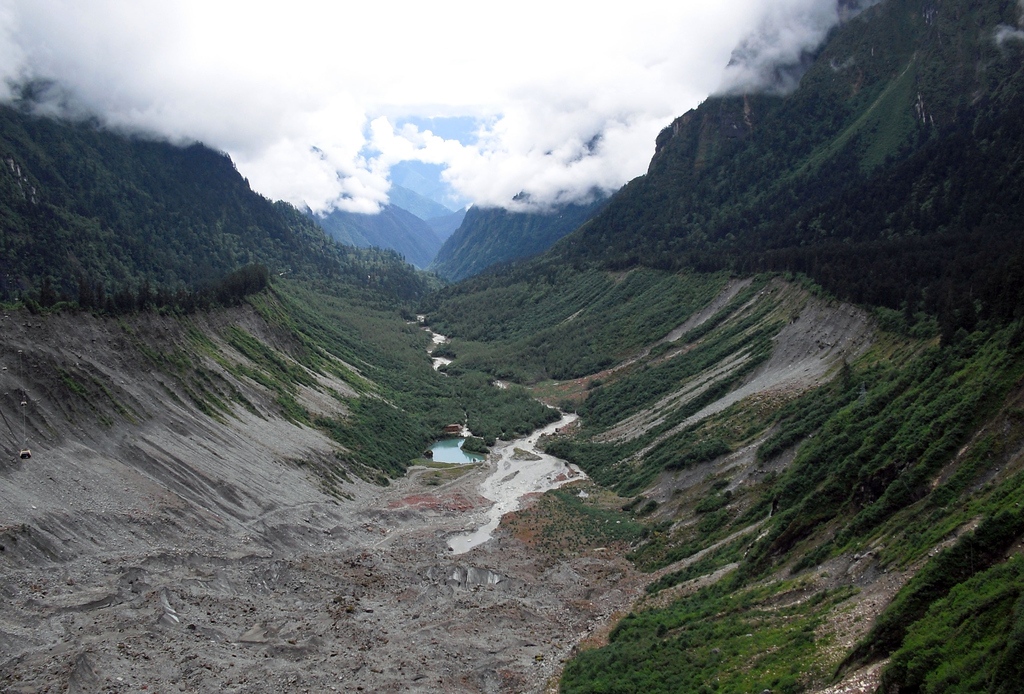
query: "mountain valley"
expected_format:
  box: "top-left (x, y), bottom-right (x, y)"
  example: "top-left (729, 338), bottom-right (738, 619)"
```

top-left (4, 0), bottom-right (1024, 693)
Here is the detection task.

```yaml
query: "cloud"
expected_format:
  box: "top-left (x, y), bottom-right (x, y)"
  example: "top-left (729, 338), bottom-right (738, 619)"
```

top-left (717, 0), bottom-right (882, 96)
top-left (0, 0), bottom-right (866, 213)
top-left (995, 25), bottom-right (1024, 46)
top-left (993, 1), bottom-right (1024, 48)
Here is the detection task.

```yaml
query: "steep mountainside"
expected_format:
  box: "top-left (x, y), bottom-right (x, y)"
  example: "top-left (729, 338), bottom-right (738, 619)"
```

top-left (315, 203), bottom-right (444, 269)
top-left (0, 103), bottom-right (391, 299)
top-left (0, 101), bottom-right (442, 315)
top-left (5, 1), bottom-right (1024, 692)
top-left (428, 197), bottom-right (608, 282)
top-left (555, 0), bottom-right (1024, 335)
top-left (418, 0), bottom-right (1024, 691)
top-left (0, 277), bottom-right (604, 693)
top-left (425, 206), bottom-right (467, 241)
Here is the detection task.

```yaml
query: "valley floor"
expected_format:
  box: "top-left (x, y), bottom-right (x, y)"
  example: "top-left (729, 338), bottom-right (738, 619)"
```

top-left (1, 446), bottom-right (643, 694)
top-left (6, 275), bottom-right (1023, 694)
top-left (0, 285), bottom-right (866, 694)
top-left (0, 307), bottom-right (641, 693)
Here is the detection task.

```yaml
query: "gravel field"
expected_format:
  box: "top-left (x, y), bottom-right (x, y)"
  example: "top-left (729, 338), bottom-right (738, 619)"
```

top-left (0, 310), bottom-right (640, 693)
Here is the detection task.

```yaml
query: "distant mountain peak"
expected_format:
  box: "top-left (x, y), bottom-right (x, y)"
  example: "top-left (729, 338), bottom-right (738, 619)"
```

top-left (429, 197), bottom-right (609, 282)
top-left (386, 184), bottom-right (454, 222)
top-left (314, 203), bottom-right (442, 269)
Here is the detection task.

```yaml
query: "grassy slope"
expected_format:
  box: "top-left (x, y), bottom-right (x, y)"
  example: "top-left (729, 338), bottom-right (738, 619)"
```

top-left (219, 280), bottom-right (559, 478)
top-left (413, 2), bottom-right (1024, 688)
top-left (425, 180), bottom-right (1024, 694)
top-left (15, 276), bottom-right (557, 490)
top-left (422, 262), bottom-right (729, 382)
top-left (551, 306), bottom-right (1024, 693)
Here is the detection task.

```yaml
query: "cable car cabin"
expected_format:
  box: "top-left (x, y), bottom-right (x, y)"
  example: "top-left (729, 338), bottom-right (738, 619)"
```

top-left (20, 449), bottom-right (31, 459)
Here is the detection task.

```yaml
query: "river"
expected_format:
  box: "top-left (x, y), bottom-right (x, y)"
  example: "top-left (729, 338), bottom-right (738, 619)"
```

top-left (447, 410), bottom-right (585, 554)
top-left (419, 314), bottom-right (453, 371)
top-left (418, 317), bottom-right (587, 554)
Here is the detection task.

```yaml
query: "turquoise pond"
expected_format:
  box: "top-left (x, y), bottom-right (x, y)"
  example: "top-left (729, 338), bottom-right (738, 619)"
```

top-left (429, 439), bottom-right (484, 464)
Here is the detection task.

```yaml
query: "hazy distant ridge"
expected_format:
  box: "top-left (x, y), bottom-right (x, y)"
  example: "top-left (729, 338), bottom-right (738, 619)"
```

top-left (429, 198), bottom-right (607, 282)
top-left (315, 204), bottom-right (443, 269)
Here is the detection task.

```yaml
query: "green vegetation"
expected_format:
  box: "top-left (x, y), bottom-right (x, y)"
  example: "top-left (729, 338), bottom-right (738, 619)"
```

top-left (579, 276), bottom-right (777, 430)
top-left (244, 280), bottom-right (556, 478)
top-left (460, 436), bottom-right (490, 455)
top-left (881, 555), bottom-right (1024, 694)
top-left (562, 577), bottom-right (856, 694)
top-left (502, 486), bottom-right (644, 556)
top-left (849, 506), bottom-right (1024, 672)
top-left (644, 537), bottom-right (746, 595)
top-left (0, 100), bottom-right (436, 308)
top-left (528, 278), bottom-right (793, 496)
top-left (5, 1), bottom-right (1024, 691)
top-left (429, 198), bottom-right (607, 282)
top-left (401, 3), bottom-right (1024, 688)
top-left (555, 320), bottom-right (1024, 692)
top-left (758, 328), bottom-right (1024, 572)
top-left (423, 265), bottom-right (728, 382)
top-left (478, 0), bottom-right (1024, 346)
top-left (315, 203), bottom-right (442, 270)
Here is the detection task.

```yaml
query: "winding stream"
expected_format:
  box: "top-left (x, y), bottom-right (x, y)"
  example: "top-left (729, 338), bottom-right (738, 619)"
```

top-left (447, 411), bottom-right (585, 554)
top-left (418, 317), bottom-right (587, 554)
top-left (419, 315), bottom-right (452, 371)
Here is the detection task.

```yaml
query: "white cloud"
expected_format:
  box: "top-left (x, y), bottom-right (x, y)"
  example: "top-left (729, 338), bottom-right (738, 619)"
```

top-left (0, 0), bottom-right (860, 212)
top-left (996, 24), bottom-right (1024, 46)
top-left (718, 0), bottom-right (882, 96)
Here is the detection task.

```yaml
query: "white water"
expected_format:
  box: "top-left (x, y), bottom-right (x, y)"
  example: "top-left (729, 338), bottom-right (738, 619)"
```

top-left (447, 411), bottom-right (585, 554)
top-left (417, 317), bottom-right (585, 553)
top-left (424, 322), bottom-right (452, 371)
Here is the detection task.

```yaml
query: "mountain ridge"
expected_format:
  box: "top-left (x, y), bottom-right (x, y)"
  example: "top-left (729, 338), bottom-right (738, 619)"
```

top-left (429, 197), bottom-right (608, 282)
top-left (386, 183), bottom-right (454, 222)
top-left (554, 0), bottom-right (1024, 333)
top-left (0, 102), bottom-right (434, 304)
top-left (418, 1), bottom-right (1024, 691)
top-left (3, 1), bottom-right (1024, 691)
top-left (314, 203), bottom-right (443, 269)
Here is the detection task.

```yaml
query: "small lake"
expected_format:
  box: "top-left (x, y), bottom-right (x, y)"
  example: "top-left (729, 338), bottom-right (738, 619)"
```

top-left (430, 438), bottom-right (484, 464)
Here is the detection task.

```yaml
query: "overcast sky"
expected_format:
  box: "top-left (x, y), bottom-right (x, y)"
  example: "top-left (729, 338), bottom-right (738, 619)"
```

top-left (0, 0), bottom-right (858, 214)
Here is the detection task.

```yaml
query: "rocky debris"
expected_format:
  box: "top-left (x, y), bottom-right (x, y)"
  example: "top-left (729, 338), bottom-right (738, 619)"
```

top-left (593, 281), bottom-right (873, 448)
top-left (812, 660), bottom-right (888, 694)
top-left (1, 466), bottom-right (638, 693)
top-left (0, 310), bottom-right (639, 693)
top-left (511, 448), bottom-right (542, 462)
top-left (663, 278), bottom-right (754, 344)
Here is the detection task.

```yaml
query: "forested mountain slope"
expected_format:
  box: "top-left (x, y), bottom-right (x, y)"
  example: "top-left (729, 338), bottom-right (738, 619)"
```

top-left (5, 0), bottom-right (1024, 691)
top-left (428, 197), bottom-right (607, 282)
top-left (0, 100), bottom-right (439, 311)
top-left (545, 0), bottom-right (1024, 337)
top-left (314, 203), bottom-right (444, 269)
top-left (0, 268), bottom-right (580, 690)
top-left (425, 206), bottom-right (468, 241)
top-left (0, 100), bottom-right (598, 693)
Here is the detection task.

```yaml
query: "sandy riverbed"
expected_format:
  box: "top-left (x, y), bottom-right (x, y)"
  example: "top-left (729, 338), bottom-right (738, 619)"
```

top-left (448, 413), bottom-right (584, 554)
